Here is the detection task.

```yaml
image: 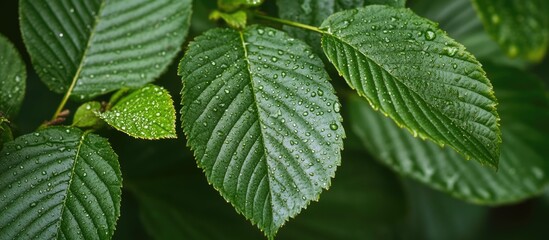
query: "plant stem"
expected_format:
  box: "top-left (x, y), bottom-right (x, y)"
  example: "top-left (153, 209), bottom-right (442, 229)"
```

top-left (253, 13), bottom-right (326, 34)
top-left (51, 77), bottom-right (78, 122)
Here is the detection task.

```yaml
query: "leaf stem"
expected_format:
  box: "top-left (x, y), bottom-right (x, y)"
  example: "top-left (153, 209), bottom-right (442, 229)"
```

top-left (51, 77), bottom-right (79, 122)
top-left (253, 13), bottom-right (326, 34)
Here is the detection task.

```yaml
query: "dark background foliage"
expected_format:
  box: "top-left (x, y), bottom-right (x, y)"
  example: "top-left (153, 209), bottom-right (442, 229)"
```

top-left (1, 0), bottom-right (548, 239)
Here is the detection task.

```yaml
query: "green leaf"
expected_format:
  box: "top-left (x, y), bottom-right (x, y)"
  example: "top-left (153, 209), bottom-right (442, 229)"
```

top-left (410, 0), bottom-right (528, 68)
top-left (209, 10), bottom-right (248, 29)
top-left (348, 65), bottom-right (549, 204)
top-left (0, 126), bottom-right (122, 239)
top-left (179, 26), bottom-right (345, 237)
top-left (276, 0), bottom-right (406, 54)
top-left (0, 34), bottom-right (26, 118)
top-left (99, 84), bottom-right (176, 139)
top-left (471, 0), bottom-right (549, 61)
top-left (72, 101), bottom-right (105, 129)
top-left (321, 5), bottom-right (501, 167)
top-left (19, 0), bottom-right (192, 100)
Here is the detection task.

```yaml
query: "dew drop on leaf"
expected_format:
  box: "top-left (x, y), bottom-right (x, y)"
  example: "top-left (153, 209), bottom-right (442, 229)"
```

top-left (424, 30), bottom-right (436, 40)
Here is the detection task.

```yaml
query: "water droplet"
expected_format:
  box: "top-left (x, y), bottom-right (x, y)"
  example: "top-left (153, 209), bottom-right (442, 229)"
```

top-left (30, 202), bottom-right (37, 207)
top-left (329, 123), bottom-right (338, 130)
top-left (257, 28), bottom-right (265, 35)
top-left (443, 46), bottom-right (458, 56)
top-left (317, 89), bottom-right (324, 96)
top-left (424, 30), bottom-right (436, 41)
top-left (271, 57), bottom-right (278, 62)
top-left (58, 33), bottom-right (64, 38)
top-left (333, 102), bottom-right (341, 113)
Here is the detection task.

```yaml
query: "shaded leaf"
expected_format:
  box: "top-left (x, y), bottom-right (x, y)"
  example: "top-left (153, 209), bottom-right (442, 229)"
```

top-left (410, 0), bottom-right (528, 68)
top-left (19, 0), bottom-right (192, 100)
top-left (0, 126), bottom-right (122, 239)
top-left (472, 0), bottom-right (549, 61)
top-left (0, 34), bottom-right (26, 118)
top-left (399, 180), bottom-right (487, 240)
top-left (278, 149), bottom-right (405, 240)
top-left (321, 5), bottom-right (501, 167)
top-left (99, 84), bottom-right (176, 139)
top-left (179, 26), bottom-right (344, 237)
top-left (348, 65), bottom-right (549, 204)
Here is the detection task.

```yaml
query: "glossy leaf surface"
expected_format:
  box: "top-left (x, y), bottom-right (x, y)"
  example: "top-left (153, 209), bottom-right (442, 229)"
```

top-left (0, 127), bottom-right (122, 239)
top-left (179, 26), bottom-right (344, 237)
top-left (321, 6), bottom-right (501, 167)
top-left (20, 0), bottom-right (192, 100)
top-left (0, 34), bottom-right (26, 118)
top-left (100, 85), bottom-right (176, 139)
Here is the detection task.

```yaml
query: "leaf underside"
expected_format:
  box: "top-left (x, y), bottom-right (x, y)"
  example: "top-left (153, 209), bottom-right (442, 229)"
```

top-left (0, 127), bottom-right (122, 239)
top-left (19, 0), bottom-right (192, 100)
top-left (321, 5), bottom-right (501, 167)
top-left (0, 34), bottom-right (26, 118)
top-left (179, 26), bottom-right (344, 237)
top-left (349, 65), bottom-right (549, 204)
top-left (99, 84), bottom-right (176, 139)
top-left (472, 0), bottom-right (549, 61)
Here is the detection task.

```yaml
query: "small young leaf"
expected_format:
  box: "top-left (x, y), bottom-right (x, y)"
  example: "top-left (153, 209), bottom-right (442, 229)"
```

top-left (219, 0), bottom-right (264, 11)
top-left (19, 0), bottom-right (192, 100)
top-left (472, 0), bottom-right (549, 61)
top-left (348, 65), bottom-right (549, 204)
top-left (73, 101), bottom-right (104, 129)
top-left (99, 84), bottom-right (176, 139)
top-left (0, 34), bottom-right (26, 118)
top-left (0, 127), bottom-right (122, 239)
top-left (210, 10), bottom-right (248, 29)
top-left (321, 6), bottom-right (501, 167)
top-left (179, 26), bottom-right (344, 237)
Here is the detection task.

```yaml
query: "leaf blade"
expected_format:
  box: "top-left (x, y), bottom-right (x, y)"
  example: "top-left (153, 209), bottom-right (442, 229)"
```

top-left (321, 5), bottom-right (501, 167)
top-left (472, 0), bottom-right (549, 61)
top-left (179, 26), bottom-right (344, 237)
top-left (0, 126), bottom-right (122, 239)
top-left (348, 65), bottom-right (549, 204)
top-left (0, 34), bottom-right (26, 118)
top-left (99, 84), bottom-right (176, 139)
top-left (19, 0), bottom-right (192, 100)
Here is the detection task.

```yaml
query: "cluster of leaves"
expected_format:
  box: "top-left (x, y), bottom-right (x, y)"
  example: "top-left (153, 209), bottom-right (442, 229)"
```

top-left (0, 0), bottom-right (548, 239)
